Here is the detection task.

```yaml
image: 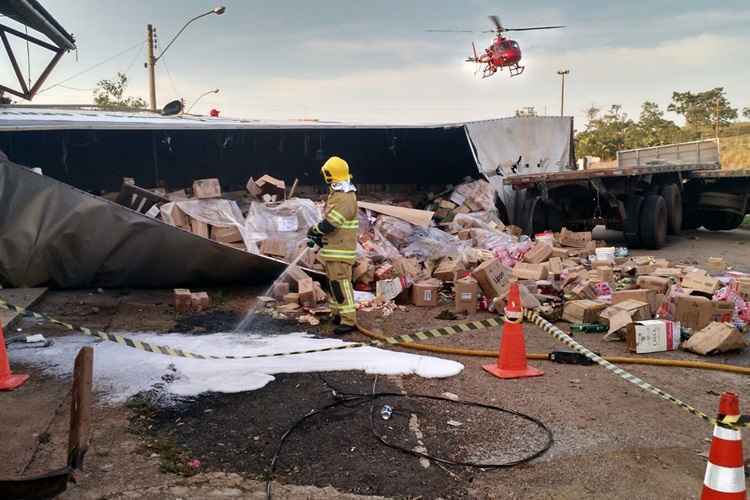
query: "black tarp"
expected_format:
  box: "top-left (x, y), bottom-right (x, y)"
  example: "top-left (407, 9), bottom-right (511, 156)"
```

top-left (0, 160), bottom-right (311, 288)
top-left (0, 127), bottom-right (478, 194)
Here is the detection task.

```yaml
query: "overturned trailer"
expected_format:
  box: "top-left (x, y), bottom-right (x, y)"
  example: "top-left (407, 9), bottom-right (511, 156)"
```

top-left (0, 108), bottom-right (575, 288)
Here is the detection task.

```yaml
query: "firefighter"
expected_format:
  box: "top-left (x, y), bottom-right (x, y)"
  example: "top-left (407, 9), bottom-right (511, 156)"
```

top-left (307, 156), bottom-right (359, 334)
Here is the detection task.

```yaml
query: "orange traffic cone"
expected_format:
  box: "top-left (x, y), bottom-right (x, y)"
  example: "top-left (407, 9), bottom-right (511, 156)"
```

top-left (701, 392), bottom-right (746, 499)
top-left (0, 323), bottom-right (29, 391)
top-left (483, 282), bottom-right (543, 379)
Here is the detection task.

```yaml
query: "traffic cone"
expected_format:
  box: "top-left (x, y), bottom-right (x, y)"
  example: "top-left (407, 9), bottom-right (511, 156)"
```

top-left (482, 282), bottom-right (543, 379)
top-left (0, 323), bottom-right (29, 391)
top-left (701, 392), bottom-right (746, 499)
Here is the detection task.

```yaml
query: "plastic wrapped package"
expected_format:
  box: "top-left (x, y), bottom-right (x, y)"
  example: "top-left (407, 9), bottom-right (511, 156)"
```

top-left (244, 199), bottom-right (321, 252)
top-left (495, 238), bottom-right (532, 267)
top-left (375, 215), bottom-right (414, 248)
top-left (452, 179), bottom-right (496, 213)
top-left (402, 227), bottom-right (465, 260)
top-left (168, 199), bottom-right (256, 252)
top-left (360, 228), bottom-right (402, 262)
top-left (713, 286), bottom-right (750, 327)
top-left (471, 228), bottom-right (514, 252)
top-left (456, 246), bottom-right (494, 268)
top-left (451, 212), bottom-right (502, 231)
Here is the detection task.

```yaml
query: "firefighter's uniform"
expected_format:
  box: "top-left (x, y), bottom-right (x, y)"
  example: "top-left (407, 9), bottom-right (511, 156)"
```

top-left (308, 156), bottom-right (358, 333)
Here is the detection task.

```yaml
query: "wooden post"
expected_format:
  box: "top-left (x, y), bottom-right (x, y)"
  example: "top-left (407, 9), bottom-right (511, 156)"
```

top-left (67, 347), bottom-right (93, 469)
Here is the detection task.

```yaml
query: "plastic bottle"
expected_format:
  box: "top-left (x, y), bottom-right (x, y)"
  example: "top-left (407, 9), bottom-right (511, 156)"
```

top-left (570, 323), bottom-right (607, 333)
top-left (381, 405), bottom-right (393, 420)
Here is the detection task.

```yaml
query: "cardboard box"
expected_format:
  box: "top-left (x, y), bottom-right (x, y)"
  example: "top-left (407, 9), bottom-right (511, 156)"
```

top-left (681, 272), bottom-right (720, 295)
top-left (433, 258), bottom-right (462, 282)
top-left (210, 225), bottom-right (242, 243)
top-left (191, 291), bottom-right (210, 312)
top-left (313, 282), bottom-right (328, 303)
top-left (190, 218), bottom-right (210, 238)
top-left (735, 277), bottom-right (750, 300)
top-left (653, 267), bottom-right (683, 278)
top-left (562, 300), bottom-right (607, 324)
top-left (570, 280), bottom-right (597, 300)
top-left (512, 262), bottom-right (548, 281)
top-left (612, 289), bottom-right (657, 315)
top-left (471, 258), bottom-right (511, 298)
top-left (412, 279), bottom-right (441, 307)
top-left (601, 299), bottom-right (651, 325)
top-left (706, 257), bottom-right (727, 273)
top-left (548, 257), bottom-right (562, 277)
top-left (550, 247), bottom-right (572, 259)
top-left (192, 178), bottom-right (222, 199)
top-left (523, 243), bottom-right (553, 264)
top-left (626, 320), bottom-right (681, 354)
top-left (252, 174), bottom-right (286, 198)
top-left (636, 275), bottom-right (671, 294)
top-left (636, 264), bottom-right (656, 275)
top-left (682, 322), bottom-right (746, 355)
top-left (376, 276), bottom-right (410, 301)
top-left (260, 238), bottom-right (288, 258)
top-left (674, 294), bottom-right (713, 331)
top-left (271, 281), bottom-right (290, 301)
top-left (392, 257), bottom-right (420, 280)
top-left (712, 300), bottom-right (734, 323)
top-left (454, 276), bottom-right (479, 314)
top-left (174, 288), bottom-right (192, 313)
top-left (588, 267), bottom-right (614, 283)
top-left (297, 278), bottom-right (316, 307)
top-left (458, 228), bottom-right (472, 240)
top-left (161, 203), bottom-right (190, 228)
top-left (353, 259), bottom-right (371, 282)
top-left (283, 292), bottom-right (300, 304)
top-left (375, 263), bottom-right (395, 281)
top-left (560, 228), bottom-right (592, 248)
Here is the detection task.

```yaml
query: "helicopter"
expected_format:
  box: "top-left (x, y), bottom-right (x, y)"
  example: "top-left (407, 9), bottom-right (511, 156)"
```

top-left (427, 15), bottom-right (564, 78)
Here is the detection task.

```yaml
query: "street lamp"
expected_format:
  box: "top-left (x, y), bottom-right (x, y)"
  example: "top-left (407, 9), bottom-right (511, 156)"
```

top-left (557, 69), bottom-right (570, 117)
top-left (187, 88), bottom-right (220, 114)
top-left (146, 6), bottom-right (226, 112)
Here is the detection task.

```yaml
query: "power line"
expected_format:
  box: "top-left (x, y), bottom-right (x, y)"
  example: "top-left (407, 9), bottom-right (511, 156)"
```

top-left (160, 54), bottom-right (180, 98)
top-left (39, 39), bottom-right (146, 94)
top-left (121, 40), bottom-right (146, 76)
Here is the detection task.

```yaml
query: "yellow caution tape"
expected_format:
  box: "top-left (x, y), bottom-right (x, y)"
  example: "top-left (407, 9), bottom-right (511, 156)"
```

top-left (525, 309), bottom-right (750, 430)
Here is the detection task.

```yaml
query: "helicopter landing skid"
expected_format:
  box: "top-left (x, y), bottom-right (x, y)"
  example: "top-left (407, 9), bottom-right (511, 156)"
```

top-left (509, 64), bottom-right (525, 77)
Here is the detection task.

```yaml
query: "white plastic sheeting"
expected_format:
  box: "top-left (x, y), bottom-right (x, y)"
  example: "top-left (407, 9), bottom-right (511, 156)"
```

top-left (463, 117), bottom-right (574, 222)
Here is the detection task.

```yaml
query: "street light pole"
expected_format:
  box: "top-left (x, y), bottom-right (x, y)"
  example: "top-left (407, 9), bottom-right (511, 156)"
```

top-left (557, 69), bottom-right (570, 117)
top-left (187, 88), bottom-right (220, 114)
top-left (146, 6), bottom-right (226, 113)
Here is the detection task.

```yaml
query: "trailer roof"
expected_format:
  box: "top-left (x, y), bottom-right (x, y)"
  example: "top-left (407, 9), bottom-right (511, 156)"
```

top-left (0, 107), bottom-right (568, 132)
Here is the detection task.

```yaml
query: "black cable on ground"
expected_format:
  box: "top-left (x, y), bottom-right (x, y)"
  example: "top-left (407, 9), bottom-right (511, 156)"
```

top-left (265, 376), bottom-right (554, 500)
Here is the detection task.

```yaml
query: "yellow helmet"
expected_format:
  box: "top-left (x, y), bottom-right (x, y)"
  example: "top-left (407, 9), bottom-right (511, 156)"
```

top-left (321, 156), bottom-right (350, 184)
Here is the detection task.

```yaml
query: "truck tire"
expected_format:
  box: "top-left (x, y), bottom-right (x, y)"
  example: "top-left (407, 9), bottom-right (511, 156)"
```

top-left (702, 211), bottom-right (745, 231)
top-left (623, 195), bottom-right (643, 248)
top-left (521, 196), bottom-right (547, 235)
top-left (639, 195), bottom-right (668, 249)
top-left (660, 184), bottom-right (682, 235)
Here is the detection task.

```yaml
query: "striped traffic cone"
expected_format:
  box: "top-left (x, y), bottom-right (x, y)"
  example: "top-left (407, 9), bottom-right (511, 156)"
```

top-left (0, 323), bottom-right (29, 391)
top-left (482, 282), bottom-right (543, 379)
top-left (702, 392), bottom-right (746, 499)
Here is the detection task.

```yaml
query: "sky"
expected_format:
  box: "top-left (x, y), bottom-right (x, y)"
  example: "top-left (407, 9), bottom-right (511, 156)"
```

top-left (2, 0), bottom-right (749, 127)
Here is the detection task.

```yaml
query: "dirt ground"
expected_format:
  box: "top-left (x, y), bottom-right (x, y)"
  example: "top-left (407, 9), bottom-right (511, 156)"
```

top-left (2, 227), bottom-right (750, 499)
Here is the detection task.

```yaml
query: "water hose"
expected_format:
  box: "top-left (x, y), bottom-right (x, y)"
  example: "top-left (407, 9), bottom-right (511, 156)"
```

top-left (356, 322), bottom-right (750, 376)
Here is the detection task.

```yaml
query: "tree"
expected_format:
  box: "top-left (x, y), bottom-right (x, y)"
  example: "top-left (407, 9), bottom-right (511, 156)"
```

top-left (743, 107), bottom-right (750, 120)
top-left (636, 101), bottom-right (682, 146)
top-left (667, 87), bottom-right (738, 130)
top-left (515, 106), bottom-right (537, 117)
top-left (93, 73), bottom-right (146, 110)
top-left (575, 105), bottom-right (639, 160)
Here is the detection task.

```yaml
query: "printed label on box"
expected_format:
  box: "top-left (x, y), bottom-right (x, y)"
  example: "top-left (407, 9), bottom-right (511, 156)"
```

top-left (276, 216), bottom-right (299, 232)
top-left (424, 290), bottom-right (432, 301)
top-left (461, 292), bottom-right (473, 300)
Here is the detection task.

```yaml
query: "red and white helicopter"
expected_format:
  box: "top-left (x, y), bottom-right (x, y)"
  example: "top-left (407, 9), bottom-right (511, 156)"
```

top-left (428, 15), bottom-right (564, 78)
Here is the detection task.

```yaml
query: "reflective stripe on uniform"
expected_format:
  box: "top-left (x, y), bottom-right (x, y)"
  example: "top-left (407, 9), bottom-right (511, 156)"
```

top-left (326, 209), bottom-right (346, 227)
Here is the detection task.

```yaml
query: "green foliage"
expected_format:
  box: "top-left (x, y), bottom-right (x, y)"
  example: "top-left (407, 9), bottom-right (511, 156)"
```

top-left (667, 87), bottom-right (737, 129)
top-left (576, 105), bottom-right (638, 159)
top-left (93, 72), bottom-right (146, 110)
top-left (743, 107), bottom-right (750, 120)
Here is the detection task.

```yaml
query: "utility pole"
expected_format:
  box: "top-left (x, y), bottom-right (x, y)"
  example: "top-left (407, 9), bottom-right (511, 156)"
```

top-left (146, 24), bottom-right (157, 112)
top-left (557, 69), bottom-right (570, 116)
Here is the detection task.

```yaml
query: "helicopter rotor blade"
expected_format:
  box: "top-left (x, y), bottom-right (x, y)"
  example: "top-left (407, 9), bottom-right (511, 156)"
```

top-left (504, 25), bottom-right (565, 32)
top-left (425, 29), bottom-right (479, 33)
top-left (488, 15), bottom-right (504, 31)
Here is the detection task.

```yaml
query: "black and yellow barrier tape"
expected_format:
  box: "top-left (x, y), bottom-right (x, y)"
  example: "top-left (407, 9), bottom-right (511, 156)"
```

top-left (525, 309), bottom-right (750, 430)
top-left (0, 299), bottom-right (500, 360)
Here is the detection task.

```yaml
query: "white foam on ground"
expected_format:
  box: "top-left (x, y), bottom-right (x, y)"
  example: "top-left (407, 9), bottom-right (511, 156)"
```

top-left (9, 332), bottom-right (463, 403)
